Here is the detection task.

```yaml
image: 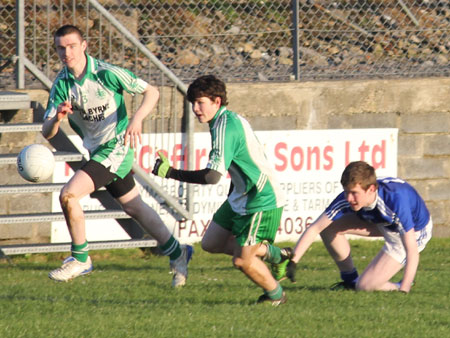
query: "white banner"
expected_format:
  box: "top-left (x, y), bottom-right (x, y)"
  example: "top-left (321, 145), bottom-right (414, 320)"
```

top-left (51, 128), bottom-right (398, 244)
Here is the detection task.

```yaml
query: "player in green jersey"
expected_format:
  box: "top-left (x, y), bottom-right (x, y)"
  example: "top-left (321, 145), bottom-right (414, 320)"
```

top-left (153, 75), bottom-right (290, 305)
top-left (42, 25), bottom-right (193, 286)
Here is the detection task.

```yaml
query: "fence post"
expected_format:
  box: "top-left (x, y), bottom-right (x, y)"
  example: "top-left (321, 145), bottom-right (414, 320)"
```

top-left (292, 0), bottom-right (300, 81)
top-left (184, 98), bottom-right (194, 218)
top-left (15, 0), bottom-right (25, 89)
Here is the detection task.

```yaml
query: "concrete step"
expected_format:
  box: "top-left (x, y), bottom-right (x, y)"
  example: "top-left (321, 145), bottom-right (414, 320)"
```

top-left (0, 91), bottom-right (31, 110)
top-left (0, 210), bottom-right (129, 224)
top-left (0, 183), bottom-right (109, 194)
top-left (0, 151), bottom-right (83, 165)
top-left (0, 123), bottom-right (43, 132)
top-left (0, 183), bottom-right (65, 194)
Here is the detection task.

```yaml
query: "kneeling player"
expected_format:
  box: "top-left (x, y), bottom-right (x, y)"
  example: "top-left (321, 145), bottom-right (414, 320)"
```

top-left (286, 161), bottom-right (432, 293)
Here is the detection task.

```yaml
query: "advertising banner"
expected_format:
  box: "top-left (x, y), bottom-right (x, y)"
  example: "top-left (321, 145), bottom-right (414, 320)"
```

top-left (51, 128), bottom-right (398, 244)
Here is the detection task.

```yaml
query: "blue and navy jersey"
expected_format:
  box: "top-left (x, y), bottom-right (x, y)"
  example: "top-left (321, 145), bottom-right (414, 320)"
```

top-left (325, 177), bottom-right (430, 234)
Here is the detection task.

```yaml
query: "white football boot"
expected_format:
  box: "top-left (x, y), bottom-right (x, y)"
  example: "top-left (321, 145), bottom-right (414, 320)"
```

top-left (170, 245), bottom-right (194, 287)
top-left (48, 256), bottom-right (93, 282)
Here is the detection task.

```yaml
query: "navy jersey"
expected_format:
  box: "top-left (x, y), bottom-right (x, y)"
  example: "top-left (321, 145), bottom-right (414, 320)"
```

top-left (325, 177), bottom-right (430, 234)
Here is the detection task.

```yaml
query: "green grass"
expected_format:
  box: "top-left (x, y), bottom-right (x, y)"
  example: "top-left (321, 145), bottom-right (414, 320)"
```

top-left (1, 238), bottom-right (449, 338)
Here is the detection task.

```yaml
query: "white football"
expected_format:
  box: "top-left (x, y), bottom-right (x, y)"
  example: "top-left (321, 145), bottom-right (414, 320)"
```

top-left (17, 144), bottom-right (55, 182)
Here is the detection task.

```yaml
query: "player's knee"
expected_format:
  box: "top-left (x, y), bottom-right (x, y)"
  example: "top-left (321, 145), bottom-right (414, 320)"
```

top-left (320, 227), bottom-right (339, 241)
top-left (232, 256), bottom-right (242, 270)
top-left (121, 202), bottom-right (137, 216)
top-left (200, 239), bottom-right (213, 253)
top-left (120, 196), bottom-right (142, 217)
top-left (355, 278), bottom-right (374, 292)
top-left (232, 256), bottom-right (250, 271)
top-left (201, 239), bottom-right (220, 253)
top-left (59, 190), bottom-right (75, 210)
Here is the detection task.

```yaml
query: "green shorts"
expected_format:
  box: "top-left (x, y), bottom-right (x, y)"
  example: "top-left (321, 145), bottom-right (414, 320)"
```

top-left (90, 133), bottom-right (134, 179)
top-left (212, 200), bottom-right (283, 247)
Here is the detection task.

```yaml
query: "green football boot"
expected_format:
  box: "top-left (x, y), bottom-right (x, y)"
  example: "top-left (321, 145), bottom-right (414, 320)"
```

top-left (270, 247), bottom-right (293, 281)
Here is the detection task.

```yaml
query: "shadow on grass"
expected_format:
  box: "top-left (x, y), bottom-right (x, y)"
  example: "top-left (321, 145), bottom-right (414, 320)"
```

top-left (0, 261), bottom-right (237, 275)
top-left (0, 289), bottom-right (261, 307)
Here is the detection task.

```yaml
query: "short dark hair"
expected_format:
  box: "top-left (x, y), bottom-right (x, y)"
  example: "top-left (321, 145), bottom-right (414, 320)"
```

top-left (340, 161), bottom-right (378, 191)
top-left (187, 75), bottom-right (228, 106)
top-left (54, 25), bottom-right (84, 42)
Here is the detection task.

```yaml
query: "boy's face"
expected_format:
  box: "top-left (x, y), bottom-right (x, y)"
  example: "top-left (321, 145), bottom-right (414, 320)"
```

top-left (55, 32), bottom-right (87, 71)
top-left (343, 183), bottom-right (376, 211)
top-left (191, 96), bottom-right (221, 123)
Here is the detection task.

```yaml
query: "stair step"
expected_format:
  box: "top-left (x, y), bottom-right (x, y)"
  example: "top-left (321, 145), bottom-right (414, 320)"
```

top-left (0, 91), bottom-right (31, 110)
top-left (0, 123), bottom-right (43, 132)
top-left (0, 210), bottom-right (129, 224)
top-left (0, 183), bottom-right (65, 194)
top-left (0, 183), bottom-right (108, 194)
top-left (0, 151), bottom-right (83, 165)
top-left (0, 239), bottom-right (157, 255)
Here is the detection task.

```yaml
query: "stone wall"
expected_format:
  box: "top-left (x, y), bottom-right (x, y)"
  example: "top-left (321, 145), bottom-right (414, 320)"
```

top-left (1, 76), bottom-right (448, 244)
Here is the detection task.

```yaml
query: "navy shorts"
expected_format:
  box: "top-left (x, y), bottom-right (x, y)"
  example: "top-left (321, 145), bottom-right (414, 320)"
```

top-left (81, 160), bottom-right (135, 198)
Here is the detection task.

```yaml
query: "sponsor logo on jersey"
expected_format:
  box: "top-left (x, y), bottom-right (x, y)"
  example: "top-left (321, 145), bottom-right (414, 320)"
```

top-left (70, 92), bottom-right (109, 122)
top-left (84, 103), bottom-right (109, 122)
top-left (95, 88), bottom-right (107, 100)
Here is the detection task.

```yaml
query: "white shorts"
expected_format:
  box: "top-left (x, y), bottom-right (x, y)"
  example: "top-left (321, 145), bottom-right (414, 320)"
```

top-left (378, 218), bottom-right (433, 265)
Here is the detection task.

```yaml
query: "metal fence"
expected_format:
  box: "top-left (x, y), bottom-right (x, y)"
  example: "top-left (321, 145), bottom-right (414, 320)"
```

top-left (0, 0), bottom-right (449, 87)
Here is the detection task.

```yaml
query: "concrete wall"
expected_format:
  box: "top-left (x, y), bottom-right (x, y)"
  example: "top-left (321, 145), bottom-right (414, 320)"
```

top-left (225, 77), bottom-right (450, 237)
top-left (1, 77), bottom-right (449, 244)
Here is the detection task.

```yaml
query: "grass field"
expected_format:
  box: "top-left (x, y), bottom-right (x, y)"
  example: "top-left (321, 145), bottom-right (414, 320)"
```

top-left (1, 238), bottom-right (449, 338)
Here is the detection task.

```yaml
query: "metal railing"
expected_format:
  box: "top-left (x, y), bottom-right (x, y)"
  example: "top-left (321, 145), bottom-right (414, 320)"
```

top-left (0, 0), bottom-right (448, 87)
top-left (4, 0), bottom-right (195, 220)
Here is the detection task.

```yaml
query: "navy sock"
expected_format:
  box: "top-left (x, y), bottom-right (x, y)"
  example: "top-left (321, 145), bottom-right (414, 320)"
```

top-left (340, 268), bottom-right (358, 285)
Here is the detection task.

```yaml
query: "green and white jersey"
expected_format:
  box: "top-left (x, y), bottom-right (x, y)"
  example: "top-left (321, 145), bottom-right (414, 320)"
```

top-left (207, 106), bottom-right (285, 215)
top-left (44, 54), bottom-right (148, 154)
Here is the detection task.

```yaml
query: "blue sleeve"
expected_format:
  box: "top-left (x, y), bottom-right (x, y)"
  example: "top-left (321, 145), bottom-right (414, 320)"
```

top-left (378, 179), bottom-right (430, 232)
top-left (386, 190), bottom-right (415, 233)
top-left (325, 191), bottom-right (353, 220)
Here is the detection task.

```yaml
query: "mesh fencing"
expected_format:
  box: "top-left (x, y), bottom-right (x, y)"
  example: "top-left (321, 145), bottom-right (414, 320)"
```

top-left (0, 0), bottom-right (449, 88)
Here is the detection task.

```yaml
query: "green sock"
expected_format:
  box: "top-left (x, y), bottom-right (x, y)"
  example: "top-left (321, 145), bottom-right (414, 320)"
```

top-left (72, 241), bottom-right (89, 263)
top-left (266, 283), bottom-right (283, 300)
top-left (264, 243), bottom-right (282, 264)
top-left (159, 236), bottom-right (182, 261)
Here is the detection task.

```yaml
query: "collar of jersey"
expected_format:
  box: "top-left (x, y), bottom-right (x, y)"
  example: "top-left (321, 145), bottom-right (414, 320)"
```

top-left (363, 191), bottom-right (379, 211)
top-left (65, 53), bottom-right (93, 86)
top-left (208, 106), bottom-right (227, 127)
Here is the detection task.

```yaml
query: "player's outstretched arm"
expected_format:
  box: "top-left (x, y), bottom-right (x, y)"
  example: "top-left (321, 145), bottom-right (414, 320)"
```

top-left (152, 151), bottom-right (172, 178)
top-left (42, 101), bottom-right (72, 140)
top-left (287, 213), bottom-right (332, 282)
top-left (399, 229), bottom-right (419, 293)
top-left (152, 151), bottom-right (222, 184)
top-left (126, 84), bottom-right (159, 148)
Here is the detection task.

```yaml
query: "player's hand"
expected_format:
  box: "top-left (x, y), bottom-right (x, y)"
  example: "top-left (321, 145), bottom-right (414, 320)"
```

top-left (286, 260), bottom-right (297, 283)
top-left (399, 284), bottom-right (411, 294)
top-left (152, 151), bottom-right (172, 178)
top-left (56, 101), bottom-right (72, 121)
top-left (124, 117), bottom-right (143, 149)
